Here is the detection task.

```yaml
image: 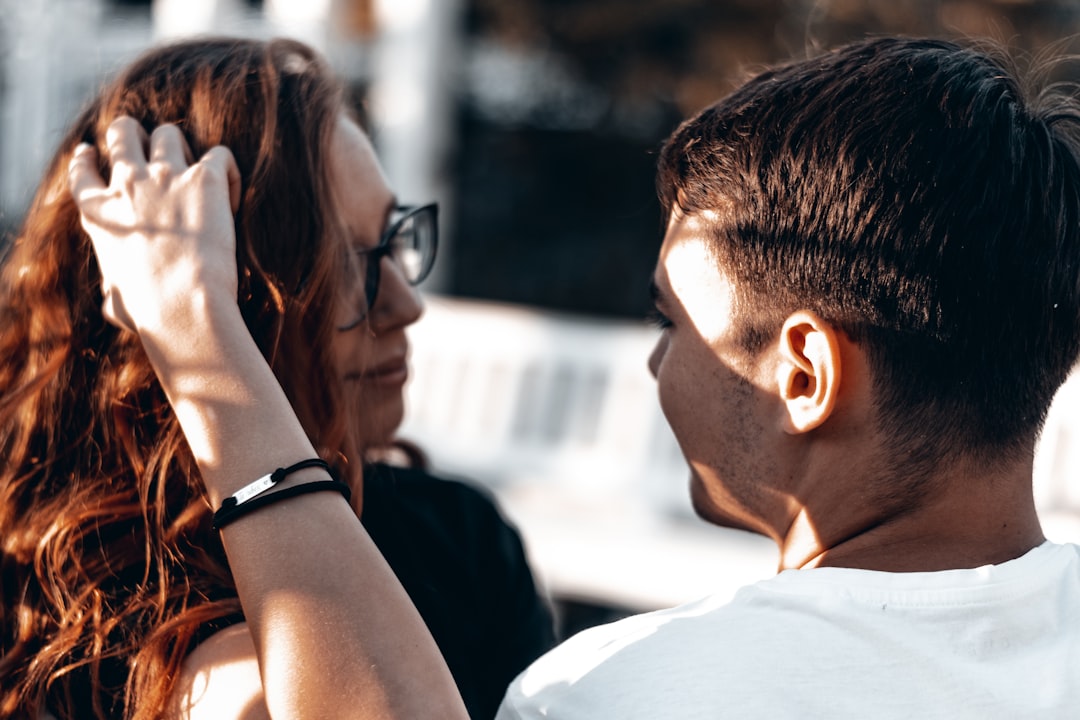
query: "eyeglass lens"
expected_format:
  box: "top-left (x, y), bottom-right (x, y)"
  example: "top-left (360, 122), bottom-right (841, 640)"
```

top-left (389, 206), bottom-right (436, 283)
top-left (337, 204), bottom-right (437, 331)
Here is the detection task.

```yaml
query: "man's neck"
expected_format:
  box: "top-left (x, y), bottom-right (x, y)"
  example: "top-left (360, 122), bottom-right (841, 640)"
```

top-left (775, 455), bottom-right (1045, 573)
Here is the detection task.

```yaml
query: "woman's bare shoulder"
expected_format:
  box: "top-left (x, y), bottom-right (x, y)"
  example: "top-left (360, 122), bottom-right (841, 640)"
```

top-left (167, 623), bottom-right (269, 720)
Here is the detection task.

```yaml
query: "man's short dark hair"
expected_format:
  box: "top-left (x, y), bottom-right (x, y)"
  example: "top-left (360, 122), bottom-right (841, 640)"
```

top-left (657, 37), bottom-right (1080, 470)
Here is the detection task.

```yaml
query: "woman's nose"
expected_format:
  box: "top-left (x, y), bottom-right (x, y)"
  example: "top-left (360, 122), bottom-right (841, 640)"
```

top-left (368, 256), bottom-right (424, 332)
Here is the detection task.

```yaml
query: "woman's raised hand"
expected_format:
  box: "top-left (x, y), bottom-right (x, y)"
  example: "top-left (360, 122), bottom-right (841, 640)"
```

top-left (68, 117), bottom-right (242, 335)
top-left (66, 118), bottom-right (469, 720)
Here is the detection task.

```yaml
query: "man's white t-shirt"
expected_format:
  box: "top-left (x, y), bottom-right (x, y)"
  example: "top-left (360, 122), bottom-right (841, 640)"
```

top-left (498, 542), bottom-right (1080, 719)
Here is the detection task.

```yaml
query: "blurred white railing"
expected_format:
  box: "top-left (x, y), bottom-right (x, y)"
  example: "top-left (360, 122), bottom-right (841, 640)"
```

top-left (401, 295), bottom-right (1080, 610)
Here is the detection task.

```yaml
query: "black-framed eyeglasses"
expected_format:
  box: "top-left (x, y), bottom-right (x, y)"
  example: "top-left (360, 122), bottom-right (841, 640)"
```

top-left (338, 203), bottom-right (438, 331)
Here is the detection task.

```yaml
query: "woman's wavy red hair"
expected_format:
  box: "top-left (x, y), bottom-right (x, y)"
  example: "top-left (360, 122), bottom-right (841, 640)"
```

top-left (0, 37), bottom-right (349, 719)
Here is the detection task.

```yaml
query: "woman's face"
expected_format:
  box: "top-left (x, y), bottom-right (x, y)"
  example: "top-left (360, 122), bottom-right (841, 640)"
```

top-left (326, 114), bottom-right (424, 451)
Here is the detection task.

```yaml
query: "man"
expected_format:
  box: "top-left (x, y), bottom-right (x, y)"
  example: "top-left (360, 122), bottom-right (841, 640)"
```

top-left (497, 36), bottom-right (1080, 718)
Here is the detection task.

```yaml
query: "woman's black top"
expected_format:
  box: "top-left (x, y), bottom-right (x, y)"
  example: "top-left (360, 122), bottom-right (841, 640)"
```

top-left (360, 463), bottom-right (556, 719)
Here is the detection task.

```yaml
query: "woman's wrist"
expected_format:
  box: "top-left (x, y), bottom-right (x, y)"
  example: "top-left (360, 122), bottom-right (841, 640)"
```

top-left (129, 290), bottom-right (324, 507)
top-left (132, 282), bottom-right (240, 344)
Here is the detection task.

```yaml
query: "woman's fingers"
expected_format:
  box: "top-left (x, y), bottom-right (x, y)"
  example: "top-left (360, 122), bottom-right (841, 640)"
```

top-left (67, 115), bottom-right (243, 335)
top-left (104, 117), bottom-right (150, 184)
top-left (149, 123), bottom-right (194, 167)
top-left (68, 141), bottom-right (136, 332)
top-left (67, 143), bottom-right (106, 202)
top-left (202, 145), bottom-right (243, 213)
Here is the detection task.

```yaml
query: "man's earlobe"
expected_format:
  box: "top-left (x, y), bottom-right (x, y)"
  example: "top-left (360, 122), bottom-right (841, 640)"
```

top-left (774, 311), bottom-right (841, 434)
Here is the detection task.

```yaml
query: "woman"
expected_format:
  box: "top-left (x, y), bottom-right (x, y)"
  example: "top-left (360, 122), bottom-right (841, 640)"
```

top-left (0, 38), bottom-right (550, 719)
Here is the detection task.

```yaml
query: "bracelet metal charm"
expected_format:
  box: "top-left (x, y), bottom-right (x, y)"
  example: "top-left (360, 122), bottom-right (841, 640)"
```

top-left (213, 458), bottom-right (349, 530)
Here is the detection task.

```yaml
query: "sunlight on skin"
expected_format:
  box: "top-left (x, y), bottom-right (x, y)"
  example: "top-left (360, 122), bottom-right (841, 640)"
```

top-left (170, 396), bottom-right (225, 468)
top-left (174, 624), bottom-right (265, 719)
top-left (165, 356), bottom-right (266, 473)
top-left (660, 213), bottom-right (740, 357)
top-left (660, 210), bottom-right (825, 565)
top-left (783, 507), bottom-right (826, 569)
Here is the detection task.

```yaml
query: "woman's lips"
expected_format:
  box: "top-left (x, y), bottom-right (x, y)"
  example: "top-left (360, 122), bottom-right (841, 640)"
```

top-left (348, 360), bottom-right (408, 386)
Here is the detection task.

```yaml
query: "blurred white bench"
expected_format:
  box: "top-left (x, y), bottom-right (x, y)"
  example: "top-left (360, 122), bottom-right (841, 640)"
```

top-left (400, 295), bottom-right (1080, 610)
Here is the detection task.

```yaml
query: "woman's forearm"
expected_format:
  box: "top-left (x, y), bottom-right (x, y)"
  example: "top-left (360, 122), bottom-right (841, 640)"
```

top-left (150, 298), bottom-right (466, 719)
top-left (69, 122), bottom-right (468, 719)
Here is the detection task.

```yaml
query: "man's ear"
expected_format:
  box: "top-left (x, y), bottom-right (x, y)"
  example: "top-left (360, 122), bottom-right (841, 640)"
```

top-left (773, 311), bottom-right (841, 434)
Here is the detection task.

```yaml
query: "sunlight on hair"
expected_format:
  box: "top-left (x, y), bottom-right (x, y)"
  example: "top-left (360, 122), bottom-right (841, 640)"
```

top-left (280, 50), bottom-right (314, 76)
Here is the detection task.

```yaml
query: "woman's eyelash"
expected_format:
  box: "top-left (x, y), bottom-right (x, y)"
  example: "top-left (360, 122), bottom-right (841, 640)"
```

top-left (647, 307), bottom-right (673, 329)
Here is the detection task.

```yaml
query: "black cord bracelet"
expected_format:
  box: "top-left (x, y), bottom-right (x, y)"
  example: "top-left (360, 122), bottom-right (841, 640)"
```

top-left (212, 459), bottom-right (347, 530)
top-left (213, 480), bottom-right (352, 530)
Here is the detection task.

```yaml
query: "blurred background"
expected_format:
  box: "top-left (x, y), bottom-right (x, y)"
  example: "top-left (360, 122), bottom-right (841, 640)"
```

top-left (4, 0), bottom-right (1080, 637)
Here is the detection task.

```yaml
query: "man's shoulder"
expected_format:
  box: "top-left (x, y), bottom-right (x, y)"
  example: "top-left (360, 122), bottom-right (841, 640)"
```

top-left (499, 545), bottom-right (1080, 719)
top-left (512, 540), bottom-right (1080, 664)
top-left (497, 590), bottom-right (774, 719)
